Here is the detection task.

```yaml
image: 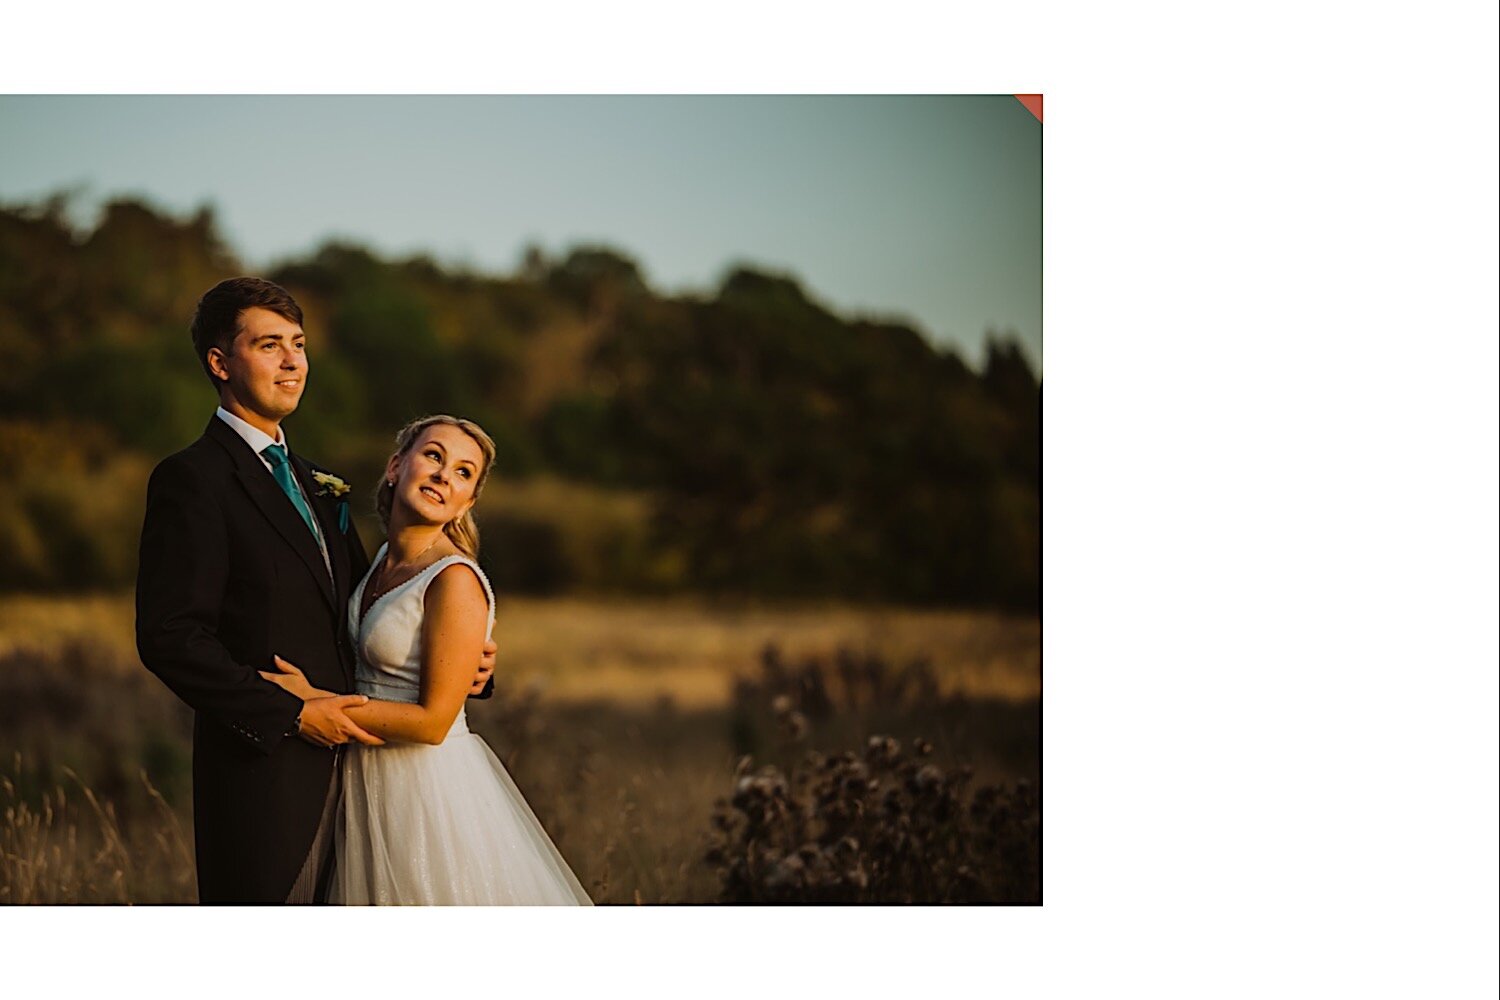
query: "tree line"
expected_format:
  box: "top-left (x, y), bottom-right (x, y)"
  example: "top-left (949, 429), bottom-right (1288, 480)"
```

top-left (0, 194), bottom-right (1039, 609)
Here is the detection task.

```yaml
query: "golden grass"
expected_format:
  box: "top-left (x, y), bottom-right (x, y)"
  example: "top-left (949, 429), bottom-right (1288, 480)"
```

top-left (498, 596), bottom-right (1039, 707)
top-left (0, 591), bottom-right (1039, 903)
top-left (0, 753), bottom-right (194, 904)
top-left (0, 593), bottom-right (139, 660)
top-left (0, 592), bottom-right (1040, 709)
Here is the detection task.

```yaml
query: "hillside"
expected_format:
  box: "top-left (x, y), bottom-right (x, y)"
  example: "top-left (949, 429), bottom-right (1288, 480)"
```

top-left (0, 194), bottom-right (1040, 608)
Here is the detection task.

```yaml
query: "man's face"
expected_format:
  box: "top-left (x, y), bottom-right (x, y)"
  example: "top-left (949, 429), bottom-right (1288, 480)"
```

top-left (208, 306), bottom-right (308, 428)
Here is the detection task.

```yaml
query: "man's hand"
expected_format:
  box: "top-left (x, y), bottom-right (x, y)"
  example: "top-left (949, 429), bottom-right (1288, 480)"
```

top-left (471, 637), bottom-right (497, 696)
top-left (297, 694), bottom-right (385, 747)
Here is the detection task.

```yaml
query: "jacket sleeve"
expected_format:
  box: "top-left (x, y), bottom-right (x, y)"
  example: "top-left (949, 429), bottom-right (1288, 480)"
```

top-left (471, 674), bottom-right (496, 701)
top-left (135, 455), bottom-right (303, 754)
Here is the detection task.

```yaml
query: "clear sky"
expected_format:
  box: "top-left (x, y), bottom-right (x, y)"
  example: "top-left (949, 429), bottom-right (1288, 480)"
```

top-left (0, 95), bottom-right (1041, 371)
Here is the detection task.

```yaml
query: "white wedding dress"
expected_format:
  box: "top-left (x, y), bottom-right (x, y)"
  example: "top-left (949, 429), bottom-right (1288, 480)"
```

top-left (328, 543), bottom-right (592, 905)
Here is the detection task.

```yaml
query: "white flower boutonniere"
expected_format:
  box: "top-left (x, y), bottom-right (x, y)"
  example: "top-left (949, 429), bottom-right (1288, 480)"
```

top-left (312, 471), bottom-right (351, 498)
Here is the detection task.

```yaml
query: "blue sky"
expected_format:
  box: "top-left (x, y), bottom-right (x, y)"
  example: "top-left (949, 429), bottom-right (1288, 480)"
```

top-left (0, 95), bottom-right (1041, 371)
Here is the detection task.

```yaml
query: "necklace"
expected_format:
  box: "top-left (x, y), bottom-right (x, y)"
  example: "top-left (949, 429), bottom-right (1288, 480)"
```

top-left (364, 535), bottom-right (445, 610)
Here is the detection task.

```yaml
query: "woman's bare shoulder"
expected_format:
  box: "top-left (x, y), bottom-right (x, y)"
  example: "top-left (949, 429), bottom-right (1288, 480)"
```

top-left (426, 559), bottom-right (489, 610)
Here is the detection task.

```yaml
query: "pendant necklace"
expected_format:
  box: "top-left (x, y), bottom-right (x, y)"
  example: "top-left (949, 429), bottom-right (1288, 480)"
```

top-left (366, 534), bottom-right (444, 609)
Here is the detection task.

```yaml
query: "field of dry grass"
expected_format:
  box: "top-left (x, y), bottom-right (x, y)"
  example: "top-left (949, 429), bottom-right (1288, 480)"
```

top-left (0, 592), bottom-right (1040, 707)
top-left (0, 592), bottom-right (1040, 904)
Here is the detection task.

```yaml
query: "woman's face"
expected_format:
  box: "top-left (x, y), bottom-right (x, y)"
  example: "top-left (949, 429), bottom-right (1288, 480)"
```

top-left (386, 423), bottom-right (485, 526)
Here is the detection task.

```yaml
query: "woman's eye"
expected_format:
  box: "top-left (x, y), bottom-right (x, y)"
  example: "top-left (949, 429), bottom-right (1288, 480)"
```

top-left (457, 468), bottom-right (471, 479)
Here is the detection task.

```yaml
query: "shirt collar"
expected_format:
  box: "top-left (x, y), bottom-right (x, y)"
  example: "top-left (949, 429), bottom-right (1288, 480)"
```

top-left (215, 405), bottom-right (288, 457)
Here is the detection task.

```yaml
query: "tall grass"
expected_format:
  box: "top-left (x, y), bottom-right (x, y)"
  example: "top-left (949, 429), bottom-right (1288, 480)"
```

top-left (1, 754), bottom-right (194, 904)
top-left (1, 594), bottom-right (1039, 904)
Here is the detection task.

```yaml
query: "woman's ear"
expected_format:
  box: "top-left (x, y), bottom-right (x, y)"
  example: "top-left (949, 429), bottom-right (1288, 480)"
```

top-left (384, 453), bottom-right (401, 487)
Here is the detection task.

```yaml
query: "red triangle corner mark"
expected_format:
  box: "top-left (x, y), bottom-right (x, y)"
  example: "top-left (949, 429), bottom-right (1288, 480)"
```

top-left (1014, 94), bottom-right (1043, 124)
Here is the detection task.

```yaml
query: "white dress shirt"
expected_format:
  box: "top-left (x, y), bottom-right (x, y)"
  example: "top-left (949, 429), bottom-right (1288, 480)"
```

top-left (215, 406), bottom-right (331, 573)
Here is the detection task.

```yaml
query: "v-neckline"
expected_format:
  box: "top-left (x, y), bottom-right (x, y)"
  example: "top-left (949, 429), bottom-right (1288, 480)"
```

top-left (355, 542), bottom-right (457, 634)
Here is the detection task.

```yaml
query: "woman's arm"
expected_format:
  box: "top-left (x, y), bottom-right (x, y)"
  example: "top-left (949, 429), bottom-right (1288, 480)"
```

top-left (339, 563), bottom-right (490, 745)
top-left (260, 564), bottom-right (490, 744)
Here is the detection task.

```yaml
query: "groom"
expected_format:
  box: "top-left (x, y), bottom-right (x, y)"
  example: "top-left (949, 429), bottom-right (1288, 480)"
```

top-left (136, 276), bottom-right (494, 903)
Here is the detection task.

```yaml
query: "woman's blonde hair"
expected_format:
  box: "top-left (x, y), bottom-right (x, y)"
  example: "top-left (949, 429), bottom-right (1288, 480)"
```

top-left (375, 414), bottom-right (498, 560)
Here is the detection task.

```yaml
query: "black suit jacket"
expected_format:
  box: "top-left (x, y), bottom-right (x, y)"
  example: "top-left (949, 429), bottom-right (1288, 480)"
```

top-left (136, 416), bottom-right (370, 903)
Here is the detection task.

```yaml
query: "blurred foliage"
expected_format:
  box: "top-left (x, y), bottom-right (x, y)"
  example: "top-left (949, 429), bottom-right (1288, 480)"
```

top-left (0, 420), bottom-right (153, 590)
top-left (707, 739), bottom-right (1040, 904)
top-left (0, 193), bottom-right (1040, 608)
top-left (709, 644), bottom-right (1040, 902)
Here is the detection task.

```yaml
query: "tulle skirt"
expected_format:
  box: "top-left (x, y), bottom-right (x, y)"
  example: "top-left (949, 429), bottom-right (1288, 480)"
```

top-left (329, 725), bottom-right (592, 906)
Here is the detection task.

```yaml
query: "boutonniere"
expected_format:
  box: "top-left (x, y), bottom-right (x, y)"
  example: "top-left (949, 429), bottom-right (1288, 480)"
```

top-left (311, 472), bottom-right (351, 498)
top-left (311, 471), bottom-right (354, 532)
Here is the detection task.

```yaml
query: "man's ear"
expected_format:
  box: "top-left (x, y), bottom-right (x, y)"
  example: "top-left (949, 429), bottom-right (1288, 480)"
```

top-left (206, 347), bottom-right (230, 382)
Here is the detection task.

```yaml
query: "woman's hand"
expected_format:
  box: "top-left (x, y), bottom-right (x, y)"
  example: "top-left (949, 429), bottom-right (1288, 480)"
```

top-left (259, 654), bottom-right (331, 701)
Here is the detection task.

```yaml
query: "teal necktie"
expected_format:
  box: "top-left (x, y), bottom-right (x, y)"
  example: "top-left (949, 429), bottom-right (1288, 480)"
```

top-left (261, 444), bottom-right (319, 539)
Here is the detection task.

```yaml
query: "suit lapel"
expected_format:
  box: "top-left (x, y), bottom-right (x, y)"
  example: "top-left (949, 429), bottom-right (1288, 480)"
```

top-left (291, 452), bottom-right (355, 689)
top-left (206, 419), bottom-right (338, 616)
top-left (291, 452), bottom-right (351, 610)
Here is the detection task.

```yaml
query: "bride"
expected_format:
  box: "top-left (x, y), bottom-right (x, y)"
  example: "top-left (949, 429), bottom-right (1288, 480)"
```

top-left (263, 414), bottom-right (591, 905)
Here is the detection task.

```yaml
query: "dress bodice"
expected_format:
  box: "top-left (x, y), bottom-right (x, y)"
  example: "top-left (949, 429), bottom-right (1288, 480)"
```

top-left (348, 542), bottom-right (496, 738)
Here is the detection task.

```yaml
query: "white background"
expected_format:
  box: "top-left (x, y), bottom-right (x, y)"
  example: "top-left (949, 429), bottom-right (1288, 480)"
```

top-left (3, 2), bottom-right (1497, 997)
